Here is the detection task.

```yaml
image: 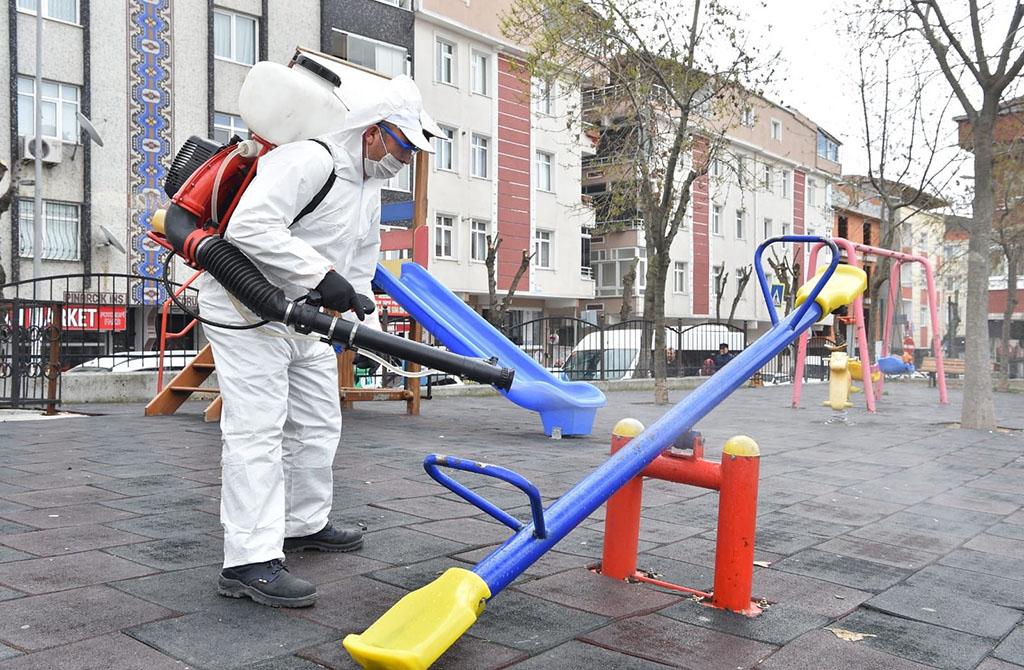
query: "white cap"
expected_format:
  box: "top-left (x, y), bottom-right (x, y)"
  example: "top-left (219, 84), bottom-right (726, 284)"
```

top-left (379, 75), bottom-right (439, 154)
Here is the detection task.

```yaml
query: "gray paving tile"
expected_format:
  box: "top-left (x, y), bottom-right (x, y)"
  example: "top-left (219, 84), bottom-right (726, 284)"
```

top-left (111, 565), bottom-right (224, 613)
top-left (0, 523), bottom-right (149, 557)
top-left (773, 549), bottom-right (913, 592)
top-left (126, 607), bottom-right (339, 669)
top-left (104, 534), bottom-right (223, 571)
top-left (756, 629), bottom-right (938, 670)
top-left (909, 564), bottom-right (1024, 610)
top-left (0, 642), bottom-right (20, 661)
top-left (835, 608), bottom-right (995, 669)
top-left (0, 631), bottom-right (188, 669)
top-left (469, 590), bottom-right (609, 651)
top-left (106, 509), bottom-right (220, 539)
top-left (580, 613), bottom-right (776, 669)
top-left (965, 534), bottom-right (1024, 560)
top-left (994, 627), bottom-right (1024, 665)
top-left (752, 569), bottom-right (872, 618)
top-left (0, 586), bottom-right (174, 651)
top-left (354, 527), bottom-right (469, 566)
top-left (0, 503), bottom-right (137, 529)
top-left (100, 489), bottom-right (217, 515)
top-left (975, 658), bottom-right (1024, 670)
top-left (1, 485), bottom-right (125, 508)
top-left (0, 550), bottom-right (156, 594)
top-left (814, 535), bottom-right (940, 570)
top-left (502, 639), bottom-right (671, 668)
top-left (660, 597), bottom-right (828, 646)
top-left (516, 568), bottom-right (683, 618)
top-left (867, 584), bottom-right (1021, 638)
top-left (939, 549), bottom-right (1024, 583)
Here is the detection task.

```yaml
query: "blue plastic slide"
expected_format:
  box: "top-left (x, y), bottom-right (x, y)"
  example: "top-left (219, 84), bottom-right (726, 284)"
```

top-left (372, 262), bottom-right (606, 436)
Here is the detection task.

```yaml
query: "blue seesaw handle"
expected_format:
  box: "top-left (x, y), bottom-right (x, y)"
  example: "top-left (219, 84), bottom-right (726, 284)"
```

top-left (755, 235), bottom-right (840, 328)
top-left (423, 454), bottom-right (548, 539)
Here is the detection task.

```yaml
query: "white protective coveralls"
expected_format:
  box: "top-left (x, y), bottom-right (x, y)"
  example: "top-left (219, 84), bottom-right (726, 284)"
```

top-left (198, 75), bottom-right (427, 569)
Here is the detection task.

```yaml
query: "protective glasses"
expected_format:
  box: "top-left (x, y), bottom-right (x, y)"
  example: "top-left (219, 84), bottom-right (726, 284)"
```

top-left (378, 124), bottom-right (418, 153)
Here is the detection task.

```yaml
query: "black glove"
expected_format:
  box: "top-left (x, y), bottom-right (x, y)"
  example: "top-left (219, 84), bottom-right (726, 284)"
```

top-left (314, 270), bottom-right (370, 321)
top-left (356, 294), bottom-right (376, 316)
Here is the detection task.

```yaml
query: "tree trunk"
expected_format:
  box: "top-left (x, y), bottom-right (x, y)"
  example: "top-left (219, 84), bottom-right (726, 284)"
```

top-left (962, 116), bottom-right (997, 429)
top-left (998, 250), bottom-right (1019, 392)
top-left (726, 265), bottom-right (752, 327)
top-left (651, 256), bottom-right (669, 405)
top-left (619, 257), bottom-right (639, 323)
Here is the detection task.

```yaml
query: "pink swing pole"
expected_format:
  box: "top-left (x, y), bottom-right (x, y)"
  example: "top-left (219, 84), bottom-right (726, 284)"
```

top-left (793, 237), bottom-right (875, 412)
top-left (792, 237), bottom-right (948, 410)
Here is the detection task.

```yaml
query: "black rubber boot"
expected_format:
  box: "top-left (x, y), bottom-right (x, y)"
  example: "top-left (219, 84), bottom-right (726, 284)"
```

top-left (218, 559), bottom-right (316, 608)
top-left (284, 523), bottom-right (363, 553)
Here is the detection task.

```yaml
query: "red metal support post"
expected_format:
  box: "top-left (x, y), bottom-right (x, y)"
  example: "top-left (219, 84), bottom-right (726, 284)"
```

top-left (711, 435), bottom-right (762, 615)
top-left (601, 418), bottom-right (646, 581)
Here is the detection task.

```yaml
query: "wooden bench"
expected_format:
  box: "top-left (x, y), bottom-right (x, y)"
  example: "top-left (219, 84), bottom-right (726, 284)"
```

top-left (919, 356), bottom-right (993, 387)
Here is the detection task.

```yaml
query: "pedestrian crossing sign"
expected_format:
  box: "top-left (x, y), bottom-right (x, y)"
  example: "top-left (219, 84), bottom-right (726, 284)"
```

top-left (770, 283), bottom-right (785, 308)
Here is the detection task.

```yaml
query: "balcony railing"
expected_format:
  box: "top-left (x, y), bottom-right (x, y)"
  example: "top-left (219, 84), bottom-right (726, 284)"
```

top-left (580, 266), bottom-right (594, 280)
top-left (595, 217), bottom-right (645, 232)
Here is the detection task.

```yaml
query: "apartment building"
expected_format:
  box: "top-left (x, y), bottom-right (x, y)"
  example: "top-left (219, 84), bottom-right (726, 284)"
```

top-left (583, 91), bottom-right (841, 337)
top-left (414, 0), bottom-right (595, 329)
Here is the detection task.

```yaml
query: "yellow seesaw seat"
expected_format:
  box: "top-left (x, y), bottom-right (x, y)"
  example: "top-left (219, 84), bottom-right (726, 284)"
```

top-left (343, 567), bottom-right (491, 670)
top-left (795, 265), bottom-right (867, 316)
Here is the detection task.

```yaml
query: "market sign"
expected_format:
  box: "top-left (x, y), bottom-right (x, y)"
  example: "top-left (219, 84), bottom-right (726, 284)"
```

top-left (375, 295), bottom-right (409, 318)
top-left (63, 305), bottom-right (128, 331)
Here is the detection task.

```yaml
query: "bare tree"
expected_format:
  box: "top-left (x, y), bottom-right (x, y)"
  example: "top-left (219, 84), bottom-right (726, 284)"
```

top-left (484, 234), bottom-right (535, 330)
top-left (849, 11), bottom-right (960, 358)
top-left (619, 256), bottom-right (639, 322)
top-left (992, 133), bottom-right (1024, 390)
top-left (713, 265), bottom-right (729, 323)
top-left (726, 265), bottom-right (753, 327)
top-left (503, 0), bottom-right (769, 405)
top-left (895, 0), bottom-right (1024, 429)
top-left (0, 160), bottom-right (20, 288)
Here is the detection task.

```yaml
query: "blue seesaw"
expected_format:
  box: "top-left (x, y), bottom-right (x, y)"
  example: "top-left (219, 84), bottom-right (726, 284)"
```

top-left (343, 236), bottom-right (867, 670)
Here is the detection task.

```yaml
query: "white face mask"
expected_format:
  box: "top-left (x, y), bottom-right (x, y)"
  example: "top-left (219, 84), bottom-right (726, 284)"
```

top-left (364, 128), bottom-right (405, 180)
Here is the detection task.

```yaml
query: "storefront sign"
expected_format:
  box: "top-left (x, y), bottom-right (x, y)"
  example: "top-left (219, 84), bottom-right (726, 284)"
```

top-left (63, 305), bottom-right (128, 331)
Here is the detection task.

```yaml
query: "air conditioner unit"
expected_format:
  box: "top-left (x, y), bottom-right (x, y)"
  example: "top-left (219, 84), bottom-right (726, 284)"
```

top-left (20, 136), bottom-right (63, 166)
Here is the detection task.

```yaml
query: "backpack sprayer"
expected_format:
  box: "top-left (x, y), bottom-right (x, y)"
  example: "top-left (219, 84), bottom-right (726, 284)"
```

top-left (147, 55), bottom-right (513, 392)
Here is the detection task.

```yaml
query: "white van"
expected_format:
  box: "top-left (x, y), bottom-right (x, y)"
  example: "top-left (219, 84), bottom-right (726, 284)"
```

top-left (561, 326), bottom-right (744, 381)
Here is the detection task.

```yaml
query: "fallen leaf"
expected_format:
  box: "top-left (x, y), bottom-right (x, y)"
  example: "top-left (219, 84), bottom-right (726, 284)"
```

top-left (826, 627), bottom-right (878, 642)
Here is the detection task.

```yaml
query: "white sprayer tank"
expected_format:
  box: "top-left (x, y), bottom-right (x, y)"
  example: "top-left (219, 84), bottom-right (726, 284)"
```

top-left (238, 55), bottom-right (348, 146)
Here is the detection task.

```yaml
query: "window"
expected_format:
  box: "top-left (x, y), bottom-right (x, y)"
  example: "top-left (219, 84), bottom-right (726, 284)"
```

top-left (471, 220), bottom-right (489, 262)
top-left (18, 199), bottom-right (80, 261)
top-left (470, 134), bottom-right (489, 178)
top-left (764, 218), bottom-right (772, 239)
top-left (435, 38), bottom-right (456, 85)
top-left (713, 264), bottom-right (725, 295)
top-left (17, 0), bottom-right (77, 22)
top-left (770, 118), bottom-right (782, 141)
top-left (674, 262), bottom-right (689, 293)
top-left (807, 178), bottom-right (817, 205)
top-left (331, 30), bottom-right (408, 77)
top-left (213, 112), bottom-right (248, 144)
top-left (532, 78), bottom-right (554, 115)
top-left (735, 209), bottom-right (745, 239)
top-left (710, 157), bottom-right (721, 178)
top-left (581, 228), bottom-right (592, 279)
top-left (740, 105), bottom-right (754, 126)
top-left (434, 214), bottom-right (454, 258)
top-left (374, 0), bottom-right (411, 7)
top-left (535, 151), bottom-right (553, 191)
top-left (781, 170), bottom-right (790, 198)
top-left (735, 155), bottom-right (745, 187)
top-left (213, 9), bottom-right (256, 65)
top-left (471, 51), bottom-right (489, 95)
top-left (17, 76), bottom-right (79, 143)
top-left (817, 130), bottom-right (839, 162)
top-left (434, 126), bottom-right (455, 171)
top-left (781, 222), bottom-right (791, 236)
top-left (386, 164), bottom-right (411, 192)
top-left (533, 230), bottom-right (552, 268)
top-left (712, 204), bottom-right (722, 235)
top-left (762, 163), bottom-right (772, 190)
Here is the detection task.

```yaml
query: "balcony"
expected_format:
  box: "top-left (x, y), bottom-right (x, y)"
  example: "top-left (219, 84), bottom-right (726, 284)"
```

top-left (595, 217), bottom-right (645, 232)
top-left (581, 266), bottom-right (594, 280)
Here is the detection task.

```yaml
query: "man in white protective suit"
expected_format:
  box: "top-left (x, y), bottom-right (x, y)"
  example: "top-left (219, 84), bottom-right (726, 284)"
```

top-left (199, 74), bottom-right (441, 608)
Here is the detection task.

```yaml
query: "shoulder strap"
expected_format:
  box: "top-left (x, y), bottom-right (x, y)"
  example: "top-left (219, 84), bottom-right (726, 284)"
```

top-left (291, 139), bottom-right (337, 225)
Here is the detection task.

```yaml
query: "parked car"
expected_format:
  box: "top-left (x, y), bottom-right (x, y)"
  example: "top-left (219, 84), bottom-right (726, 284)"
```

top-left (65, 350), bottom-right (200, 373)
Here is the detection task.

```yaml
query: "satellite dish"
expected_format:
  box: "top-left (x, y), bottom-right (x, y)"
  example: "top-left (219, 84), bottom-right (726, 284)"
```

top-left (98, 225), bottom-right (126, 254)
top-left (76, 112), bottom-right (104, 147)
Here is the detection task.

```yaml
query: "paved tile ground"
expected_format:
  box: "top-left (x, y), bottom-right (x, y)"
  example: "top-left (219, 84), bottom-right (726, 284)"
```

top-left (0, 382), bottom-right (1022, 669)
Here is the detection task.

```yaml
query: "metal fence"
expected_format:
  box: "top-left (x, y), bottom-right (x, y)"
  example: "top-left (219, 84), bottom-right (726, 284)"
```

top-left (1, 274), bottom-right (199, 408)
